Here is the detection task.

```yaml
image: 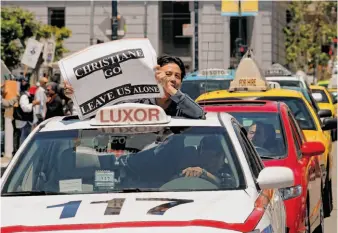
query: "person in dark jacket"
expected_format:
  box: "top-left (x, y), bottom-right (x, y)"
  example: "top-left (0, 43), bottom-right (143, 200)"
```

top-left (45, 82), bottom-right (64, 119)
top-left (63, 55), bottom-right (205, 119)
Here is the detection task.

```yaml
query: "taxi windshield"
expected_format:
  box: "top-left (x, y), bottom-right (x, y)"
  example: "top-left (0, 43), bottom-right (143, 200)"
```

top-left (221, 96), bottom-right (316, 130)
top-left (230, 112), bottom-right (286, 158)
top-left (181, 80), bottom-right (231, 100)
top-left (2, 126), bottom-right (245, 195)
top-left (311, 89), bottom-right (329, 103)
top-left (267, 79), bottom-right (301, 88)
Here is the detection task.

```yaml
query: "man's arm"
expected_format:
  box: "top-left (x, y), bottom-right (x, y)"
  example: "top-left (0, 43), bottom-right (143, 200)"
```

top-left (20, 95), bottom-right (33, 113)
top-left (170, 90), bottom-right (205, 119)
top-left (1, 97), bottom-right (17, 107)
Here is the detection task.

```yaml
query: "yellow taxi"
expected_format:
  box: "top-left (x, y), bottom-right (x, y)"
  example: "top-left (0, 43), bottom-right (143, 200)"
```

top-left (310, 85), bottom-right (337, 117)
top-left (196, 53), bottom-right (337, 217)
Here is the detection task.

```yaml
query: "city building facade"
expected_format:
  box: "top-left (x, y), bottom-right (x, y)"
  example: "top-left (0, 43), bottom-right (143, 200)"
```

top-left (3, 1), bottom-right (289, 73)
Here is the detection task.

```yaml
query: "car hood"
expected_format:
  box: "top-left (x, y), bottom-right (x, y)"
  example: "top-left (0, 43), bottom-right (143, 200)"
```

top-left (318, 103), bottom-right (333, 112)
top-left (303, 130), bottom-right (321, 142)
top-left (1, 191), bottom-right (255, 233)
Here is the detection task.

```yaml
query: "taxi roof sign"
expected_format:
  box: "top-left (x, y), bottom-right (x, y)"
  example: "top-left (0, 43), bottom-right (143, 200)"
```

top-left (265, 63), bottom-right (293, 77)
top-left (198, 68), bottom-right (231, 77)
top-left (92, 103), bottom-right (170, 126)
top-left (228, 50), bottom-right (268, 92)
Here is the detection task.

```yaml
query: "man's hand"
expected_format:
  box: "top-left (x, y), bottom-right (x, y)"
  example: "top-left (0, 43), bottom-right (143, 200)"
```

top-left (154, 65), bottom-right (177, 96)
top-left (64, 81), bottom-right (74, 98)
top-left (32, 100), bottom-right (40, 106)
top-left (182, 167), bottom-right (203, 177)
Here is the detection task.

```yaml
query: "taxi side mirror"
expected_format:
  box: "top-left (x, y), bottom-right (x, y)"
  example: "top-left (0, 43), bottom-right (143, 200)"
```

top-left (257, 167), bottom-right (294, 190)
top-left (322, 118), bottom-right (338, 131)
top-left (318, 109), bottom-right (332, 118)
top-left (301, 141), bottom-right (325, 157)
top-left (333, 98), bottom-right (337, 104)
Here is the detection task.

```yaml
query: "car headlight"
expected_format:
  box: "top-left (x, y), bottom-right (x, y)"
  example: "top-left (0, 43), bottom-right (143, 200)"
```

top-left (279, 185), bottom-right (302, 200)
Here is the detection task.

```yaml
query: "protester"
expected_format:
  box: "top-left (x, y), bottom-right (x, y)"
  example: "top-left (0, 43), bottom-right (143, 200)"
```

top-left (1, 84), bottom-right (18, 157)
top-left (15, 78), bottom-right (40, 145)
top-left (45, 82), bottom-right (64, 119)
top-left (64, 55), bottom-right (205, 119)
top-left (33, 77), bottom-right (48, 126)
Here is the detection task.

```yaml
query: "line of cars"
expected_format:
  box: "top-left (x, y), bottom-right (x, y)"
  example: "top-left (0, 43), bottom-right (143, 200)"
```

top-left (195, 54), bottom-right (337, 233)
top-left (0, 54), bottom-right (336, 233)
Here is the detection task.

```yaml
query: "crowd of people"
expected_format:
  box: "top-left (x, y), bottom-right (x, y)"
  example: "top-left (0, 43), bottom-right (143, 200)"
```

top-left (1, 74), bottom-right (75, 157)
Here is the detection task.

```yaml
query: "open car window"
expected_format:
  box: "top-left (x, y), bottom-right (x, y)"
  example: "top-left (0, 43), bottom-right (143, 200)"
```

top-left (2, 126), bottom-right (246, 195)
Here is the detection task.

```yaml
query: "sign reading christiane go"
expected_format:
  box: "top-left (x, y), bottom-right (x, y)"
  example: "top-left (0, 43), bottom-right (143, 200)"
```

top-left (58, 38), bottom-right (165, 120)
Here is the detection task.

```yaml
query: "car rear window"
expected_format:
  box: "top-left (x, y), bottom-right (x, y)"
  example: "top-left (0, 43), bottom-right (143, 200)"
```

top-left (311, 89), bottom-right (330, 103)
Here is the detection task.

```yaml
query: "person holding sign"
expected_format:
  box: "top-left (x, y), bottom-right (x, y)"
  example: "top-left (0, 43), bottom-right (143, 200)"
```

top-left (64, 56), bottom-right (205, 119)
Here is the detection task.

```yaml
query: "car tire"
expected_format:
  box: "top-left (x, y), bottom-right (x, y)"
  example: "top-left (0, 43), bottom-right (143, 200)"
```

top-left (314, 195), bottom-right (324, 233)
top-left (323, 162), bottom-right (333, 218)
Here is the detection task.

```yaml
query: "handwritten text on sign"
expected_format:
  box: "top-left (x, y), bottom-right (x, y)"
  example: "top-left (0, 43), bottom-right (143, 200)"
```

top-left (74, 49), bottom-right (144, 80)
top-left (239, 78), bottom-right (256, 87)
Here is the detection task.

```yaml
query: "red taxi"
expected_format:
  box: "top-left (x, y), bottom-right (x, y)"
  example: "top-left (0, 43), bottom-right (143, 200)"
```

top-left (203, 100), bottom-right (325, 233)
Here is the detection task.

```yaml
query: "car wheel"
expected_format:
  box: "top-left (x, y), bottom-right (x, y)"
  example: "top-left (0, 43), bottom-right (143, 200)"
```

top-left (314, 196), bottom-right (324, 233)
top-left (323, 164), bottom-right (333, 218)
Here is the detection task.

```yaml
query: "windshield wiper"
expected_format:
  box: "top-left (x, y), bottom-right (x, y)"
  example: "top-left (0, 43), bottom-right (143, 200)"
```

top-left (259, 155), bottom-right (278, 160)
top-left (119, 188), bottom-right (160, 193)
top-left (1, 191), bottom-right (67, 196)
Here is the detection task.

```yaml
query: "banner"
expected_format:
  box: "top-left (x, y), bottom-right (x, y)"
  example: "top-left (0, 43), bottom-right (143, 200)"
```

top-left (21, 38), bottom-right (44, 68)
top-left (221, 0), bottom-right (258, 16)
top-left (58, 38), bottom-right (164, 120)
top-left (42, 37), bottom-right (56, 66)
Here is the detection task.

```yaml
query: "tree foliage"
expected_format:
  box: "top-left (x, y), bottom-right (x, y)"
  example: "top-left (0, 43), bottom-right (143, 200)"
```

top-left (284, 1), bottom-right (337, 73)
top-left (1, 7), bottom-right (72, 70)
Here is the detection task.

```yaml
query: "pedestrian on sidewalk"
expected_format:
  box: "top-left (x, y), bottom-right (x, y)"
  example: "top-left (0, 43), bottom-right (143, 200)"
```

top-left (45, 82), bottom-right (64, 120)
top-left (14, 78), bottom-right (40, 145)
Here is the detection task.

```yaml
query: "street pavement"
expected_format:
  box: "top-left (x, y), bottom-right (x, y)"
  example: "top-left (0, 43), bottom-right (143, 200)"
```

top-left (325, 141), bottom-right (337, 233)
top-left (0, 142), bottom-right (337, 232)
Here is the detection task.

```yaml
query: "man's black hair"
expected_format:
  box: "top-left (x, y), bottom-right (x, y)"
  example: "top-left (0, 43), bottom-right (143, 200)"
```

top-left (157, 55), bottom-right (186, 80)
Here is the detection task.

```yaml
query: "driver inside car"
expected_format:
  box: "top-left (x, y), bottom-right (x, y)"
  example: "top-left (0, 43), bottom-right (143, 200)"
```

top-left (180, 136), bottom-right (226, 186)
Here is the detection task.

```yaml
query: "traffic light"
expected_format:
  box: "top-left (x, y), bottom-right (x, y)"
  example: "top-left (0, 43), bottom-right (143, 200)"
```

top-left (235, 38), bottom-right (247, 58)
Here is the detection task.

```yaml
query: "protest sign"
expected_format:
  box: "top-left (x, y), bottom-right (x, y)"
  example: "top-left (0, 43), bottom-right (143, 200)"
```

top-left (21, 38), bottom-right (44, 68)
top-left (42, 37), bottom-right (56, 66)
top-left (58, 38), bottom-right (164, 120)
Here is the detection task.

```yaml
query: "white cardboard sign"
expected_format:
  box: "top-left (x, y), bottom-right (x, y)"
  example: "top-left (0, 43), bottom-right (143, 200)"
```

top-left (58, 38), bottom-right (164, 120)
top-left (42, 37), bottom-right (56, 66)
top-left (21, 38), bottom-right (44, 68)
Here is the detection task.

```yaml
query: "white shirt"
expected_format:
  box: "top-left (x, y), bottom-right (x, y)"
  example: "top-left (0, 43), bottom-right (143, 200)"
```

top-left (33, 86), bottom-right (47, 124)
top-left (15, 92), bottom-right (33, 129)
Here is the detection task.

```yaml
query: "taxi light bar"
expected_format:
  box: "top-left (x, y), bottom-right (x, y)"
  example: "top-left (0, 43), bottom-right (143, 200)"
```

top-left (228, 50), bottom-right (268, 92)
top-left (265, 63), bottom-right (293, 77)
top-left (198, 68), bottom-right (230, 76)
top-left (91, 103), bottom-right (170, 126)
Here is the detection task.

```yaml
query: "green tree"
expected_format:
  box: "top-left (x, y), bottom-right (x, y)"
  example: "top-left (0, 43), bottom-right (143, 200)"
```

top-left (1, 6), bottom-right (72, 70)
top-left (284, 1), bottom-right (337, 74)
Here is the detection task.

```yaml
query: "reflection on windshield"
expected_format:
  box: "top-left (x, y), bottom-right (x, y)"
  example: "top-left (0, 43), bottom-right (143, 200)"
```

top-left (230, 112), bottom-right (286, 158)
top-left (2, 127), bottom-right (245, 195)
top-left (221, 97), bottom-right (316, 130)
top-left (181, 80), bottom-right (231, 100)
top-left (267, 80), bottom-right (301, 88)
top-left (311, 89), bottom-right (329, 103)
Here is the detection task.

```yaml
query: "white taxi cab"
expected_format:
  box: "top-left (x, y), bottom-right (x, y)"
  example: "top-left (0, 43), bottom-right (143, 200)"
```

top-left (265, 63), bottom-right (311, 91)
top-left (1, 103), bottom-right (293, 233)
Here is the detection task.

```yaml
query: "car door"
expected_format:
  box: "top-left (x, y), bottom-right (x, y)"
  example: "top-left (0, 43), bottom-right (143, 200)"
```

top-left (288, 110), bottom-right (322, 226)
top-left (232, 121), bottom-right (285, 233)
